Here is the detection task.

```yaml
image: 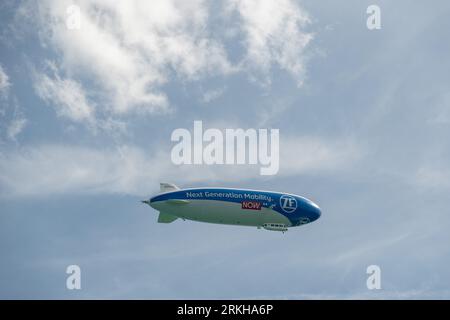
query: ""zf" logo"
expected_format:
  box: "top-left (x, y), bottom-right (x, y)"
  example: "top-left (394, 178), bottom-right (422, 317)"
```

top-left (280, 195), bottom-right (297, 213)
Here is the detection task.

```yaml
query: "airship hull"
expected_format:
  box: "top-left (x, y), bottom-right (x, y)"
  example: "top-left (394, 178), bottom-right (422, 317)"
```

top-left (144, 183), bottom-right (321, 232)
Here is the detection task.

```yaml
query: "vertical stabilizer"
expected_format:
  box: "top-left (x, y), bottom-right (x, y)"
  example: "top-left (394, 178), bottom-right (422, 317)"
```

top-left (160, 182), bottom-right (179, 193)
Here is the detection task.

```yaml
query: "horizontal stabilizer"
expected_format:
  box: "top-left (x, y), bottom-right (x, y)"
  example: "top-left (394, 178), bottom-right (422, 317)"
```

top-left (160, 182), bottom-right (179, 193)
top-left (157, 212), bottom-right (178, 223)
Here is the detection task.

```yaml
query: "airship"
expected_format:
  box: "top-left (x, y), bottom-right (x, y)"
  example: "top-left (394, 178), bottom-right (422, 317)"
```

top-left (142, 183), bottom-right (321, 232)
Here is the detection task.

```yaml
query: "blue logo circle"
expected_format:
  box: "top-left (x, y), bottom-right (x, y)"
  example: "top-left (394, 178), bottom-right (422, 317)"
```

top-left (279, 195), bottom-right (297, 213)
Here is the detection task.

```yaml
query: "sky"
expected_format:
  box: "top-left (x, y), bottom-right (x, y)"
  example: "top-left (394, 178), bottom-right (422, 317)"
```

top-left (1, 0), bottom-right (450, 299)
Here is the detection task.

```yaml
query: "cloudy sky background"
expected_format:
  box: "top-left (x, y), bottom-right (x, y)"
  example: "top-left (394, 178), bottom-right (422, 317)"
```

top-left (1, 0), bottom-right (450, 298)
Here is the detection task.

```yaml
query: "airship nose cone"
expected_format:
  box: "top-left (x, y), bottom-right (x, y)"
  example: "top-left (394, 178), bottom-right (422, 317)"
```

top-left (309, 201), bottom-right (321, 221)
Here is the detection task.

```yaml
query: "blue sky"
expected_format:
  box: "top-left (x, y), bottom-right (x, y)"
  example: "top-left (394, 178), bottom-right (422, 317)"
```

top-left (1, 0), bottom-right (450, 299)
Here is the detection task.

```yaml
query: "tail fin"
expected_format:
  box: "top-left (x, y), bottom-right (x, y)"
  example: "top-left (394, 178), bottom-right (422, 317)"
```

top-left (160, 182), bottom-right (179, 193)
top-left (157, 212), bottom-right (178, 223)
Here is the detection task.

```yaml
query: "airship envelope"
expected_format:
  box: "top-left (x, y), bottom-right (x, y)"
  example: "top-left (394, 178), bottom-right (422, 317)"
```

top-left (142, 183), bottom-right (321, 232)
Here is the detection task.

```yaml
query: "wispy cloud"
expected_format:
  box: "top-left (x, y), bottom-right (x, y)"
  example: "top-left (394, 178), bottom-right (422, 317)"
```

top-left (0, 64), bottom-right (27, 142)
top-left (281, 136), bottom-right (364, 175)
top-left (33, 63), bottom-right (95, 125)
top-left (201, 87), bottom-right (227, 104)
top-left (0, 64), bottom-right (11, 97)
top-left (19, 0), bottom-right (314, 129)
top-left (34, 0), bottom-right (235, 117)
top-left (0, 135), bottom-right (362, 197)
top-left (6, 117), bottom-right (27, 141)
top-left (227, 0), bottom-right (313, 86)
top-left (0, 144), bottom-right (166, 196)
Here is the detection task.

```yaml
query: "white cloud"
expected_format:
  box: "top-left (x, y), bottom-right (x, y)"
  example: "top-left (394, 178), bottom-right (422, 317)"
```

top-left (0, 136), bottom-right (362, 197)
top-left (227, 0), bottom-right (313, 86)
top-left (0, 64), bottom-right (27, 142)
top-left (7, 117), bottom-right (27, 141)
top-left (201, 87), bottom-right (226, 104)
top-left (34, 67), bottom-right (95, 124)
top-left (0, 145), bottom-right (163, 196)
top-left (280, 137), bottom-right (363, 174)
top-left (26, 0), bottom-right (313, 126)
top-left (0, 64), bottom-right (11, 97)
top-left (35, 0), bottom-right (235, 117)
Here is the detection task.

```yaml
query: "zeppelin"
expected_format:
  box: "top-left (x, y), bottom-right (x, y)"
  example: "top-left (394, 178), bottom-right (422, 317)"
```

top-left (142, 183), bottom-right (321, 232)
